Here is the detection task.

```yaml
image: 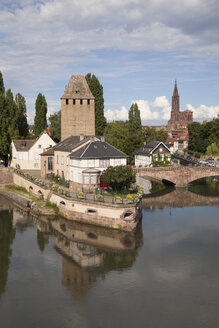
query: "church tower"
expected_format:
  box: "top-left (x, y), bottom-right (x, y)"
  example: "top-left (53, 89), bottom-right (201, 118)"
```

top-left (172, 80), bottom-right (180, 111)
top-left (61, 76), bottom-right (95, 141)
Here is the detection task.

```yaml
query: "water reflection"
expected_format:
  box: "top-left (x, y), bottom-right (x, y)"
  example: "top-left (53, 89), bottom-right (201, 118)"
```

top-left (143, 184), bottom-right (219, 211)
top-left (0, 205), bottom-right (16, 299)
top-left (32, 216), bottom-right (143, 301)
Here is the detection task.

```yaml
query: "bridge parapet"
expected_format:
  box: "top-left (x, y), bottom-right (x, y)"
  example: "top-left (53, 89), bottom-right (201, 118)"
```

top-left (134, 166), bottom-right (219, 187)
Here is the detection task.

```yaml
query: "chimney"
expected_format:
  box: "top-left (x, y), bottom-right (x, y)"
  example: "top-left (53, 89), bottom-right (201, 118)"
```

top-left (80, 134), bottom-right (84, 141)
top-left (90, 135), bottom-right (95, 141)
top-left (100, 136), bottom-right (105, 142)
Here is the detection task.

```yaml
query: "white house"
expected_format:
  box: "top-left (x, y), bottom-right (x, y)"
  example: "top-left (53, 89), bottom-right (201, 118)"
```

top-left (68, 137), bottom-right (128, 191)
top-left (11, 131), bottom-right (56, 170)
top-left (135, 141), bottom-right (171, 167)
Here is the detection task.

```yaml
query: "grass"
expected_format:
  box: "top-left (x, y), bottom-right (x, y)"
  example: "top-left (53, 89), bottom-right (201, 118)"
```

top-left (45, 201), bottom-right (59, 214)
top-left (6, 185), bottom-right (40, 201)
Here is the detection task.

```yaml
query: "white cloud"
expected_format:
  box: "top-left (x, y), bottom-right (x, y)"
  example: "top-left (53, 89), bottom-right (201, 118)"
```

top-left (105, 97), bottom-right (219, 123)
top-left (186, 104), bottom-right (219, 119)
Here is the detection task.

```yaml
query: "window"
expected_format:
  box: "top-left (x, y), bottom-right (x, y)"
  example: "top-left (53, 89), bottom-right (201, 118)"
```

top-left (48, 157), bottom-right (53, 171)
top-left (159, 148), bottom-right (163, 152)
top-left (114, 158), bottom-right (121, 166)
top-left (34, 153), bottom-right (39, 160)
top-left (18, 153), bottom-right (23, 160)
top-left (100, 159), bottom-right (109, 167)
top-left (87, 99), bottom-right (90, 105)
top-left (61, 156), bottom-right (64, 165)
top-left (57, 155), bottom-right (59, 164)
top-left (34, 163), bottom-right (38, 168)
top-left (57, 169), bottom-right (59, 175)
top-left (84, 175), bottom-right (89, 184)
top-left (66, 157), bottom-right (69, 166)
top-left (38, 144), bottom-right (41, 149)
top-left (90, 175), bottom-right (96, 184)
top-left (88, 159), bottom-right (94, 167)
top-left (73, 99), bottom-right (76, 105)
top-left (66, 99), bottom-right (68, 105)
top-left (80, 99), bottom-right (83, 105)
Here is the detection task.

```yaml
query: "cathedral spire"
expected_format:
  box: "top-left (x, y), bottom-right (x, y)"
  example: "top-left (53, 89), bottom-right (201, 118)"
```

top-left (172, 80), bottom-right (179, 111)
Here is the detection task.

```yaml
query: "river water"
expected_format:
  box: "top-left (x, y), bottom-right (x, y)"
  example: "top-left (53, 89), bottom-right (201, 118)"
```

top-left (0, 178), bottom-right (219, 328)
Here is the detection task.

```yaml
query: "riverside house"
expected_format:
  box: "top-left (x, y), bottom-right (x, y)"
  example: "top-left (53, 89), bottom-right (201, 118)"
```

top-left (135, 141), bottom-right (171, 167)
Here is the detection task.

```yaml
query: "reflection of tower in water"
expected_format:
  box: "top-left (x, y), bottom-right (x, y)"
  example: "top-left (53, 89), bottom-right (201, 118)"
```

top-left (53, 219), bottom-right (143, 301)
top-left (62, 257), bottom-right (96, 302)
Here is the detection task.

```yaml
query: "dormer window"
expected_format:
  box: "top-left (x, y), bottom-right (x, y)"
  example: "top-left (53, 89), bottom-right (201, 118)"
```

top-left (66, 99), bottom-right (69, 105)
top-left (73, 99), bottom-right (76, 105)
top-left (80, 99), bottom-right (83, 105)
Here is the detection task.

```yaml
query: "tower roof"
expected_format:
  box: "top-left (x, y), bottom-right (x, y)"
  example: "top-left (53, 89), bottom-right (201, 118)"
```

top-left (173, 80), bottom-right (179, 96)
top-left (61, 75), bottom-right (94, 99)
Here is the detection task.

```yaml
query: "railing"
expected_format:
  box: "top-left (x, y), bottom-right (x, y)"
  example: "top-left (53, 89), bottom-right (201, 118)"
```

top-left (14, 169), bottom-right (143, 205)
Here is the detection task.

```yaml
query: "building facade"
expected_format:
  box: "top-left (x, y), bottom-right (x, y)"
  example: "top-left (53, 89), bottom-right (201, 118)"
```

top-left (11, 132), bottom-right (56, 170)
top-left (135, 141), bottom-right (171, 167)
top-left (61, 75), bottom-right (95, 141)
top-left (168, 81), bottom-right (193, 130)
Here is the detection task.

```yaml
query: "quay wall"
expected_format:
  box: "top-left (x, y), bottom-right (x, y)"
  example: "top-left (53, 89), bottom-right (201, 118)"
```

top-left (0, 169), bottom-right (13, 185)
top-left (7, 171), bottom-right (142, 231)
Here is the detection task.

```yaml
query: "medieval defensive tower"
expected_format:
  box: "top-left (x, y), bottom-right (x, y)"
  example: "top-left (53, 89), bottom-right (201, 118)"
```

top-left (61, 75), bottom-right (95, 140)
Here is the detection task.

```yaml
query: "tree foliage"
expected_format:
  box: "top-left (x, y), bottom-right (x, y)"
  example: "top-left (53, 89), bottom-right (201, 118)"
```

top-left (104, 121), bottom-right (129, 154)
top-left (0, 71), bottom-right (5, 95)
top-left (188, 118), bottom-right (219, 154)
top-left (102, 165), bottom-right (135, 191)
top-left (85, 73), bottom-right (106, 135)
top-left (0, 93), bottom-right (11, 165)
top-left (142, 127), bottom-right (168, 143)
top-left (33, 93), bottom-right (47, 137)
top-left (49, 110), bottom-right (61, 142)
top-left (15, 93), bottom-right (29, 138)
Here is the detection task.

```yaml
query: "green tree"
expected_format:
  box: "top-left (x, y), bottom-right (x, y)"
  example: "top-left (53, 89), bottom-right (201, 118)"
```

top-left (0, 71), bottom-right (5, 95)
top-left (85, 73), bottom-right (106, 135)
top-left (5, 89), bottom-right (19, 139)
top-left (33, 93), bottom-right (47, 137)
top-left (102, 165), bottom-right (135, 191)
top-left (104, 121), bottom-right (129, 154)
top-left (49, 110), bottom-right (61, 142)
top-left (126, 103), bottom-right (144, 162)
top-left (0, 93), bottom-right (11, 166)
top-left (128, 103), bottom-right (142, 133)
top-left (15, 93), bottom-right (29, 138)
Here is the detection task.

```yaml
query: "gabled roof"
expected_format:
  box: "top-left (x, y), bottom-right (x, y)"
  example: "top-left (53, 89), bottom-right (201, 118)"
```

top-left (53, 135), bottom-right (91, 152)
top-left (12, 139), bottom-right (36, 152)
top-left (135, 141), bottom-right (170, 156)
top-left (61, 75), bottom-right (94, 99)
top-left (69, 140), bottom-right (128, 159)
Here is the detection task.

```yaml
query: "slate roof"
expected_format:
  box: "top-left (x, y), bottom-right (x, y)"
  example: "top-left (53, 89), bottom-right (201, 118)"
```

top-left (53, 135), bottom-right (91, 152)
top-left (61, 75), bottom-right (94, 99)
top-left (135, 141), bottom-right (170, 155)
top-left (69, 140), bottom-right (128, 159)
top-left (13, 139), bottom-right (36, 152)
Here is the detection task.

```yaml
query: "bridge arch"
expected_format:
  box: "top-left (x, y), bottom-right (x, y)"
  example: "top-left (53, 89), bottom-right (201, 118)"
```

top-left (135, 166), bottom-right (219, 188)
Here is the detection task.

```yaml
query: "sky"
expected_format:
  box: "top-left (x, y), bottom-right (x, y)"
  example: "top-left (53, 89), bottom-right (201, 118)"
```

top-left (0, 0), bottom-right (219, 125)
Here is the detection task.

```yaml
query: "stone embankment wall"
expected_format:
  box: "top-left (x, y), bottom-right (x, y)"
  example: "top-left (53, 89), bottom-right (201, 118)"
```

top-left (50, 193), bottom-right (142, 231)
top-left (0, 169), bottom-right (14, 185)
top-left (13, 173), bottom-right (50, 200)
top-left (10, 171), bottom-right (142, 231)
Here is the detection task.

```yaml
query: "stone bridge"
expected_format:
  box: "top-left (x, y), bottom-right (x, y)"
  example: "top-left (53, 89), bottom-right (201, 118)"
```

top-left (135, 166), bottom-right (219, 188)
top-left (142, 188), bottom-right (219, 208)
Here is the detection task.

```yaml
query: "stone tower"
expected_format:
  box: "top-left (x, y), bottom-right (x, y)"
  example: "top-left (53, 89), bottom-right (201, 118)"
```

top-left (172, 80), bottom-right (180, 111)
top-left (61, 75), bottom-right (95, 140)
top-left (168, 80), bottom-right (193, 129)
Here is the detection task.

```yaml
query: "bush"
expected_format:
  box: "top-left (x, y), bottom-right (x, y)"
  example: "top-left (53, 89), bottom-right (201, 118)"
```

top-left (102, 165), bottom-right (135, 191)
